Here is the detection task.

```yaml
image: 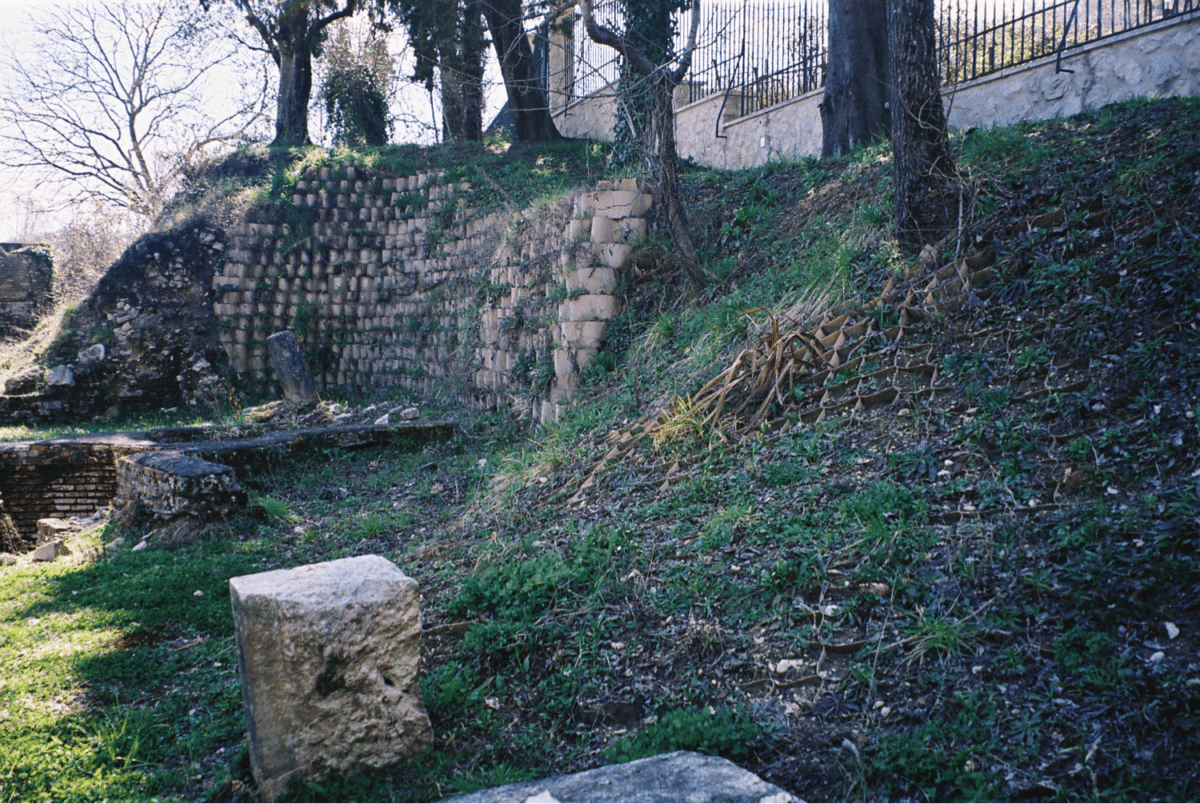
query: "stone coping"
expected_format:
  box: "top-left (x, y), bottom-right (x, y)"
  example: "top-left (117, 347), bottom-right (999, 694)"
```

top-left (0, 420), bottom-right (457, 455)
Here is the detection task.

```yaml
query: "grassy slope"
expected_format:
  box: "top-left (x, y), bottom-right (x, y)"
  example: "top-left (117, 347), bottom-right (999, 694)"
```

top-left (1, 96), bottom-right (1198, 802)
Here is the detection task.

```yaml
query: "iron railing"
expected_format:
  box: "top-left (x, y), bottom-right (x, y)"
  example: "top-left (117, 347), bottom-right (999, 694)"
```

top-left (940, 0), bottom-right (1198, 84)
top-left (568, 0), bottom-right (826, 115)
top-left (561, 0), bottom-right (1198, 123)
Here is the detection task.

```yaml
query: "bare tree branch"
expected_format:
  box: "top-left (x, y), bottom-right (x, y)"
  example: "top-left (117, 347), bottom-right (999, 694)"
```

top-left (0, 0), bottom-right (270, 219)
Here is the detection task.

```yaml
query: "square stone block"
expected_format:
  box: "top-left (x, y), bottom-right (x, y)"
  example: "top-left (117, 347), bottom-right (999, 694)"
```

top-left (564, 266), bottom-right (618, 295)
top-left (563, 294), bottom-right (619, 322)
top-left (230, 555), bottom-right (431, 801)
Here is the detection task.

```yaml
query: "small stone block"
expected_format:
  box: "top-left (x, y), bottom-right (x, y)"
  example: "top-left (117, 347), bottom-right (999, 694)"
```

top-left (230, 556), bottom-right (431, 801)
top-left (564, 266), bottom-right (618, 295)
top-left (597, 243), bottom-right (633, 270)
top-left (590, 216), bottom-right (618, 243)
top-left (37, 518), bottom-right (73, 542)
top-left (565, 294), bottom-right (619, 322)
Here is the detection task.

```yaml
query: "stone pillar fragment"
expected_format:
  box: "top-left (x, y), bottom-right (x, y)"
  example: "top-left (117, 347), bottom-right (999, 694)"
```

top-left (266, 330), bottom-right (318, 406)
top-left (230, 555), bottom-right (432, 801)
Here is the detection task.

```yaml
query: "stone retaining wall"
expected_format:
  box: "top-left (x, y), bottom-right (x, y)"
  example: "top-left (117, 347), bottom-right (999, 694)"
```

top-left (213, 170), bottom-right (650, 422)
top-left (551, 12), bottom-right (1200, 171)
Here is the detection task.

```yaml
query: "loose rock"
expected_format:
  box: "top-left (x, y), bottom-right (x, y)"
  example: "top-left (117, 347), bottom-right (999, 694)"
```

top-left (446, 751), bottom-right (796, 803)
top-left (3, 365), bottom-right (44, 395)
top-left (78, 344), bottom-right (106, 363)
top-left (32, 538), bottom-right (69, 562)
top-left (45, 365), bottom-right (75, 387)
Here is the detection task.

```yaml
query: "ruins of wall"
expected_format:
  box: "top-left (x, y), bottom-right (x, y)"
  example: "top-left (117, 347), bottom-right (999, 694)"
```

top-left (0, 222), bottom-right (239, 424)
top-left (0, 244), bottom-right (52, 338)
top-left (0, 438), bottom-right (147, 545)
top-left (212, 168), bottom-right (650, 422)
top-left (113, 451), bottom-right (244, 523)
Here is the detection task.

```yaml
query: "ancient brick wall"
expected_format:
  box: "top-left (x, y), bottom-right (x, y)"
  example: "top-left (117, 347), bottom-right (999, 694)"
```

top-left (212, 167), bottom-right (650, 422)
top-left (0, 440), bottom-right (129, 546)
top-left (0, 244), bottom-right (52, 338)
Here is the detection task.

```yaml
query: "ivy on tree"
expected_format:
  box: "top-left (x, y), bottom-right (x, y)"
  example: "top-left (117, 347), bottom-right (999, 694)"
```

top-left (321, 65), bottom-right (391, 146)
top-left (581, 0), bottom-right (705, 290)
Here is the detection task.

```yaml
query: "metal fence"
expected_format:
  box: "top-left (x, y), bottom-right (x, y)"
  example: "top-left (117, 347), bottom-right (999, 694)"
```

top-left (563, 0), bottom-right (1198, 122)
top-left (681, 0), bottom-right (827, 108)
top-left (940, 0), bottom-right (1199, 84)
top-left (568, 0), bottom-right (826, 114)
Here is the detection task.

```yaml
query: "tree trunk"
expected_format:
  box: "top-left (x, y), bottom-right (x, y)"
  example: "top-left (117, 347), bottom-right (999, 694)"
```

top-left (579, 0), bottom-right (703, 290)
top-left (273, 46), bottom-right (314, 147)
top-left (481, 0), bottom-right (561, 142)
top-left (888, 0), bottom-right (958, 247)
top-left (441, 0), bottom-right (485, 142)
top-left (647, 75), bottom-right (705, 291)
top-left (821, 0), bottom-right (890, 157)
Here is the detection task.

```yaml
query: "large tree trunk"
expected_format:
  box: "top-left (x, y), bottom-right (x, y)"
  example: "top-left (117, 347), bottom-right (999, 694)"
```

top-left (888, 0), bottom-right (958, 247)
top-left (580, 0), bottom-right (703, 290)
top-left (821, 0), bottom-right (890, 157)
top-left (441, 0), bottom-right (485, 142)
top-left (647, 75), bottom-right (705, 291)
top-left (274, 47), bottom-right (314, 147)
top-left (481, 0), bottom-right (561, 142)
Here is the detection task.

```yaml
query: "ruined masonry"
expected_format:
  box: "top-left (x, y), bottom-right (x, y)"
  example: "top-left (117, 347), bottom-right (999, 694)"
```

top-left (213, 169), bottom-right (651, 422)
top-left (112, 451), bottom-right (245, 523)
top-left (0, 244), bottom-right (51, 339)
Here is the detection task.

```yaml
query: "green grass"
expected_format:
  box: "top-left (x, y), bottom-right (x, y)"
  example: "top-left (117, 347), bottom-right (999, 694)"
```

top-left (0, 527), bottom-right (267, 801)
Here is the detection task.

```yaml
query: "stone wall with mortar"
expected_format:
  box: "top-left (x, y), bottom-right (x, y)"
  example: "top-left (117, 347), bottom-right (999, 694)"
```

top-left (672, 88), bottom-right (825, 171)
top-left (212, 168), bottom-right (651, 423)
top-left (552, 12), bottom-right (1199, 171)
top-left (113, 451), bottom-right (245, 524)
top-left (944, 15), bottom-right (1200, 131)
top-left (0, 222), bottom-right (230, 424)
top-left (0, 244), bottom-right (52, 338)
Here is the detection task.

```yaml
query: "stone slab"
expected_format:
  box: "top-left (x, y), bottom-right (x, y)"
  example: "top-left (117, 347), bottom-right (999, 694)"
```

top-left (230, 555), bottom-right (431, 801)
top-left (446, 751), bottom-right (797, 803)
top-left (267, 330), bottom-right (319, 407)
